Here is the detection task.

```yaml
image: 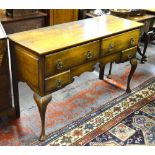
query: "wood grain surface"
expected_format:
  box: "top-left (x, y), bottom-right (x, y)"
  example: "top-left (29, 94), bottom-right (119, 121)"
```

top-left (8, 15), bottom-right (143, 55)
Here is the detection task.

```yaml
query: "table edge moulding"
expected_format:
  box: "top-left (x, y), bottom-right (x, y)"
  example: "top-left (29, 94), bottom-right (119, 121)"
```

top-left (8, 15), bottom-right (144, 141)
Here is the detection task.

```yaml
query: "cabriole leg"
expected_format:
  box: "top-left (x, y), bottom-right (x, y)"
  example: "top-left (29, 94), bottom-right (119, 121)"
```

top-left (141, 32), bottom-right (150, 63)
top-left (33, 93), bottom-right (52, 141)
top-left (137, 45), bottom-right (143, 57)
top-left (99, 63), bottom-right (105, 80)
top-left (107, 62), bottom-right (113, 79)
top-left (126, 58), bottom-right (137, 93)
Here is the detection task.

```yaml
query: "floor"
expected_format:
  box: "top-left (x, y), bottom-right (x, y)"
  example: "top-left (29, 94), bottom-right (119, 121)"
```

top-left (0, 40), bottom-right (155, 145)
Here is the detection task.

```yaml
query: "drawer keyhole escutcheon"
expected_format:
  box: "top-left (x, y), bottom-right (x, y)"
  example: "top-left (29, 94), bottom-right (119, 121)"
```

top-left (86, 51), bottom-right (93, 60)
top-left (130, 38), bottom-right (135, 47)
top-left (56, 80), bottom-right (62, 88)
top-left (108, 43), bottom-right (114, 52)
top-left (56, 59), bottom-right (63, 70)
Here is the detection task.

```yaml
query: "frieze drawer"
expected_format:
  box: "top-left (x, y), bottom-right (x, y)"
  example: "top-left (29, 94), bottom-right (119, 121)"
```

top-left (101, 29), bottom-right (140, 56)
top-left (120, 46), bottom-right (137, 62)
top-left (45, 70), bottom-right (71, 93)
top-left (45, 40), bottom-right (100, 77)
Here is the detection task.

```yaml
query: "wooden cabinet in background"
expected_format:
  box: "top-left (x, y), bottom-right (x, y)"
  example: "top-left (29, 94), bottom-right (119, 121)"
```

top-left (0, 23), bottom-right (13, 116)
top-left (45, 9), bottom-right (78, 25)
top-left (0, 10), bottom-right (47, 34)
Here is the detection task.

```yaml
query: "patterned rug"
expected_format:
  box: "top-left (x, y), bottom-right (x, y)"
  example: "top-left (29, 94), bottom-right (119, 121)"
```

top-left (86, 101), bottom-right (155, 146)
top-left (32, 77), bottom-right (155, 146)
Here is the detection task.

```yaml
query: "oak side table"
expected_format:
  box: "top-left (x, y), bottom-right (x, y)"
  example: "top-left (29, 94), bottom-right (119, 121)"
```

top-left (8, 15), bottom-right (143, 141)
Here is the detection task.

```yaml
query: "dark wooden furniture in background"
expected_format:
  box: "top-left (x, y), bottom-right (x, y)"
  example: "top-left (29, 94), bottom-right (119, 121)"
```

top-left (50, 9), bottom-right (78, 25)
top-left (0, 9), bottom-right (48, 118)
top-left (145, 9), bottom-right (155, 41)
top-left (42, 9), bottom-right (79, 26)
top-left (0, 10), bottom-right (47, 34)
top-left (128, 14), bottom-right (155, 63)
top-left (8, 15), bottom-right (143, 141)
top-left (5, 9), bottom-right (38, 17)
top-left (78, 9), bottom-right (110, 20)
top-left (0, 23), bottom-right (13, 117)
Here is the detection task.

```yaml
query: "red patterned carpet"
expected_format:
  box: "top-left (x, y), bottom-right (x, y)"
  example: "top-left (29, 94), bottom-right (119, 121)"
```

top-left (85, 99), bottom-right (155, 146)
top-left (41, 78), bottom-right (155, 146)
top-left (0, 61), bottom-right (155, 145)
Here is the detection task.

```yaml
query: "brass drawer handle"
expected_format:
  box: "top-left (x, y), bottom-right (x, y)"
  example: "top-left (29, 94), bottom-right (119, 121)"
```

top-left (130, 38), bottom-right (135, 47)
top-left (108, 43), bottom-right (114, 52)
top-left (86, 51), bottom-right (93, 60)
top-left (128, 54), bottom-right (132, 59)
top-left (56, 59), bottom-right (63, 70)
top-left (56, 79), bottom-right (62, 88)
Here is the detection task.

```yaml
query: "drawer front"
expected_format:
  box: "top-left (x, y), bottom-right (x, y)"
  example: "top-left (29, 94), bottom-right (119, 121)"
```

top-left (99, 52), bottom-right (121, 65)
top-left (45, 40), bottom-right (100, 77)
top-left (45, 70), bottom-right (71, 93)
top-left (101, 29), bottom-right (140, 56)
top-left (120, 46), bottom-right (137, 62)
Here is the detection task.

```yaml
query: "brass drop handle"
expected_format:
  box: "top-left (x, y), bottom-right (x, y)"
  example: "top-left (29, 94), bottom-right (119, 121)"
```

top-left (56, 79), bottom-right (62, 88)
top-left (86, 51), bottom-right (93, 60)
top-left (128, 54), bottom-right (132, 59)
top-left (56, 59), bottom-right (63, 70)
top-left (130, 38), bottom-right (135, 47)
top-left (108, 43), bottom-right (114, 52)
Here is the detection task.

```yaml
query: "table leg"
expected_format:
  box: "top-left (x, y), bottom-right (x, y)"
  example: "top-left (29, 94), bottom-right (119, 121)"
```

top-left (150, 29), bottom-right (155, 41)
top-left (33, 93), bottom-right (52, 141)
top-left (137, 45), bottom-right (143, 57)
top-left (99, 63), bottom-right (105, 80)
top-left (107, 62), bottom-right (113, 79)
top-left (126, 58), bottom-right (137, 93)
top-left (141, 32), bottom-right (150, 63)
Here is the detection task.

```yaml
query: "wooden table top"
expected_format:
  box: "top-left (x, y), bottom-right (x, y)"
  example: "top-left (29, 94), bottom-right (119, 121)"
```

top-left (127, 14), bottom-right (155, 22)
top-left (8, 15), bottom-right (143, 55)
